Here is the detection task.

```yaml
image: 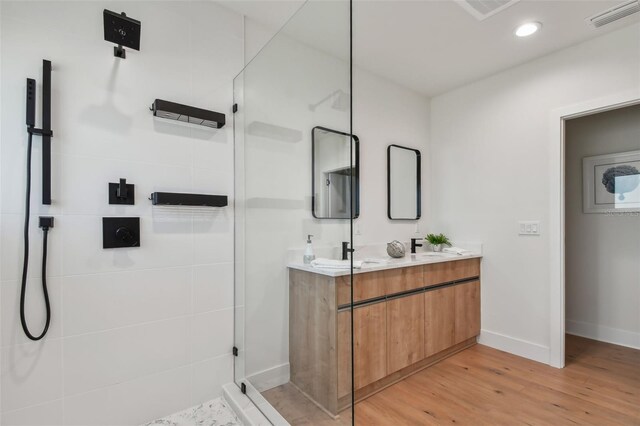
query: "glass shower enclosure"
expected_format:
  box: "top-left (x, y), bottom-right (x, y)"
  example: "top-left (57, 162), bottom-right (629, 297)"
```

top-left (233, 0), bottom-right (354, 424)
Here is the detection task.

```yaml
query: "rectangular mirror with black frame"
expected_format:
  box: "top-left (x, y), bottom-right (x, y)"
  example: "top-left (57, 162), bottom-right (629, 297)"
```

top-left (312, 126), bottom-right (360, 219)
top-left (387, 144), bottom-right (421, 220)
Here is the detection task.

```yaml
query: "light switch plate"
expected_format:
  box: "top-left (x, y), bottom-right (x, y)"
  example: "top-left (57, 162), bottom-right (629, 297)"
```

top-left (518, 221), bottom-right (541, 236)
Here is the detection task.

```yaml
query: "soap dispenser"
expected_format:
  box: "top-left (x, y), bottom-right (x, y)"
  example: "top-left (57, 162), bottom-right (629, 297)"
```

top-left (303, 234), bottom-right (316, 264)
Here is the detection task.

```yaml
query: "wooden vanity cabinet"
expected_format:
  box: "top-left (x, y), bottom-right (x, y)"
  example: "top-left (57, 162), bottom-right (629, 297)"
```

top-left (290, 257), bottom-right (481, 417)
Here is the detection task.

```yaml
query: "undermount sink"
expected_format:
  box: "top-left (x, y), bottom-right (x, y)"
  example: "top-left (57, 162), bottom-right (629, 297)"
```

top-left (414, 251), bottom-right (456, 258)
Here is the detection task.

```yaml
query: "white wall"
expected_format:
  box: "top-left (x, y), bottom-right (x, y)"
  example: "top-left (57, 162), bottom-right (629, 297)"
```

top-left (353, 68), bottom-right (430, 242)
top-left (565, 105), bottom-right (640, 349)
top-left (0, 1), bottom-right (243, 424)
top-left (430, 23), bottom-right (640, 363)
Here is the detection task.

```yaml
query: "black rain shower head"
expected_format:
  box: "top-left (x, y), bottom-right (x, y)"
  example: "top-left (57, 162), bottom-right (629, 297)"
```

top-left (103, 9), bottom-right (141, 59)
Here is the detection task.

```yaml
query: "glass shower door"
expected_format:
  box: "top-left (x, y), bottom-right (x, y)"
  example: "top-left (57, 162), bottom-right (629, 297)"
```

top-left (233, 0), bottom-right (354, 423)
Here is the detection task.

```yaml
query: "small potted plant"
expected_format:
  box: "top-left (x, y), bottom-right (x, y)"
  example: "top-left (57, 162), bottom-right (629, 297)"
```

top-left (425, 233), bottom-right (451, 252)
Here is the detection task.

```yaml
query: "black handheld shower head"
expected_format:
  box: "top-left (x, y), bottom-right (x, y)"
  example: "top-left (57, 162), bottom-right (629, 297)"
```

top-left (26, 78), bottom-right (36, 127)
top-left (103, 9), bottom-right (141, 59)
top-left (21, 60), bottom-right (55, 341)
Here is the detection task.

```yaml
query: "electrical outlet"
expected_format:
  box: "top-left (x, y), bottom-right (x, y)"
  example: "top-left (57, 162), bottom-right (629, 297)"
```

top-left (518, 221), bottom-right (541, 236)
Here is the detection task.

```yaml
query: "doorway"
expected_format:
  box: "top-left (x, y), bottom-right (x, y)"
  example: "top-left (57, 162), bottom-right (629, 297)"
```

top-left (548, 92), bottom-right (640, 368)
top-left (551, 102), bottom-right (640, 367)
top-left (562, 104), bottom-right (640, 366)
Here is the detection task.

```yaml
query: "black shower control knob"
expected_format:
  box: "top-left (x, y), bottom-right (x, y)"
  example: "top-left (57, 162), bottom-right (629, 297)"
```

top-left (115, 227), bottom-right (136, 245)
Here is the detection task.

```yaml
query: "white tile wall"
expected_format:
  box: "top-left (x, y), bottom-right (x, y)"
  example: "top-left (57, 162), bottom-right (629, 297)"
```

top-left (62, 366), bottom-right (192, 426)
top-left (1, 400), bottom-right (64, 426)
top-left (190, 354), bottom-right (234, 404)
top-left (1, 340), bottom-right (64, 412)
top-left (190, 308), bottom-right (234, 363)
top-left (0, 1), bottom-right (243, 424)
top-left (63, 316), bottom-right (190, 396)
top-left (192, 264), bottom-right (234, 314)
top-left (62, 268), bottom-right (191, 336)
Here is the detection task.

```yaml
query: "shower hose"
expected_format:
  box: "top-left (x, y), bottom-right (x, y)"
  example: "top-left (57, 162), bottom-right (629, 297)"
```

top-left (20, 132), bottom-right (51, 341)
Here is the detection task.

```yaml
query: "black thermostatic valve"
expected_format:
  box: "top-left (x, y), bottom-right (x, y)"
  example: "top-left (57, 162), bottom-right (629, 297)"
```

top-left (102, 217), bottom-right (140, 249)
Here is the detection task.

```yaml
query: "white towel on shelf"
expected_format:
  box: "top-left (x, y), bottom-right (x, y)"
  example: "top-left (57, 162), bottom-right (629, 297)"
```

top-left (310, 258), bottom-right (363, 269)
top-left (442, 247), bottom-right (471, 255)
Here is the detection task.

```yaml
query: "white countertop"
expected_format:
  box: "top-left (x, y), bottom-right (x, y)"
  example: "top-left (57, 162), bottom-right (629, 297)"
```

top-left (287, 252), bottom-right (482, 277)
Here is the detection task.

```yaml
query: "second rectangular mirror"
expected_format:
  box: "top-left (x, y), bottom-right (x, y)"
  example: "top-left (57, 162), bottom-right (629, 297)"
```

top-left (312, 126), bottom-right (360, 219)
top-left (388, 144), bottom-right (421, 220)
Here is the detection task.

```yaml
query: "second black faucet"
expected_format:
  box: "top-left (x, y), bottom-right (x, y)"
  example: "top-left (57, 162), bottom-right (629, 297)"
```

top-left (342, 241), bottom-right (354, 260)
top-left (411, 238), bottom-right (423, 254)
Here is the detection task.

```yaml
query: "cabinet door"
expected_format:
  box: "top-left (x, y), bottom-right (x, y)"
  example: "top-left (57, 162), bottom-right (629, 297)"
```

top-left (337, 311), bottom-right (352, 399)
top-left (454, 280), bottom-right (481, 344)
top-left (423, 258), bottom-right (480, 287)
top-left (353, 303), bottom-right (387, 389)
top-left (337, 272), bottom-right (386, 306)
top-left (384, 266), bottom-right (424, 295)
top-left (387, 293), bottom-right (425, 373)
top-left (424, 286), bottom-right (455, 358)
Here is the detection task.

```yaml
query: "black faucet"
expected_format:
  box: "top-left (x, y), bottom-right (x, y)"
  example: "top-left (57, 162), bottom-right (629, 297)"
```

top-left (411, 238), bottom-right (423, 254)
top-left (342, 241), bottom-right (354, 260)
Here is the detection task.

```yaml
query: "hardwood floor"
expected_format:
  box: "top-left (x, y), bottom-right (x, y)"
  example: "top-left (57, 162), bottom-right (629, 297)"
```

top-left (262, 335), bottom-right (640, 425)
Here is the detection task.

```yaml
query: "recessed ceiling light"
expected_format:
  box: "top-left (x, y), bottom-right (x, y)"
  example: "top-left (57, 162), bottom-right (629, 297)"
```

top-left (514, 22), bottom-right (542, 37)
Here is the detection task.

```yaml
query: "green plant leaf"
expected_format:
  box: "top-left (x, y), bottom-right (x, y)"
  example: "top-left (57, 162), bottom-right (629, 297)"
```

top-left (425, 233), bottom-right (452, 246)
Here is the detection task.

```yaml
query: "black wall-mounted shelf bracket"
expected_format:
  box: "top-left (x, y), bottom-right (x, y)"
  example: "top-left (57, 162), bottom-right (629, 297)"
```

top-left (150, 99), bottom-right (226, 129)
top-left (150, 192), bottom-right (228, 207)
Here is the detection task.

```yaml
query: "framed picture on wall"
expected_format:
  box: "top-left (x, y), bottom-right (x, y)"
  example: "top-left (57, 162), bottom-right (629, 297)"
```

top-left (583, 150), bottom-right (640, 213)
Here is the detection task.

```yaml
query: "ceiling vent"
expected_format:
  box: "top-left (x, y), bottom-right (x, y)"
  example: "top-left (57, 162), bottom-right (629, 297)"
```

top-left (587, 0), bottom-right (640, 28)
top-left (456, 0), bottom-right (521, 21)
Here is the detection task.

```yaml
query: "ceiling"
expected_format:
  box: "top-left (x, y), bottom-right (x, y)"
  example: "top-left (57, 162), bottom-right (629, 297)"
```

top-left (220, 0), bottom-right (640, 96)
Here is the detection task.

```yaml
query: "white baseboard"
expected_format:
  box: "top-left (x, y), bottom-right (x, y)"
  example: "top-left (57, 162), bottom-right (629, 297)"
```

top-left (246, 363), bottom-right (290, 392)
top-left (479, 329), bottom-right (550, 364)
top-left (566, 319), bottom-right (640, 350)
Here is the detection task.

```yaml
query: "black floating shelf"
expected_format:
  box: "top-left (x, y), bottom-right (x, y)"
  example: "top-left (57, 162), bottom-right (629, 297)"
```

top-left (151, 99), bottom-right (225, 129)
top-left (150, 192), bottom-right (228, 207)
